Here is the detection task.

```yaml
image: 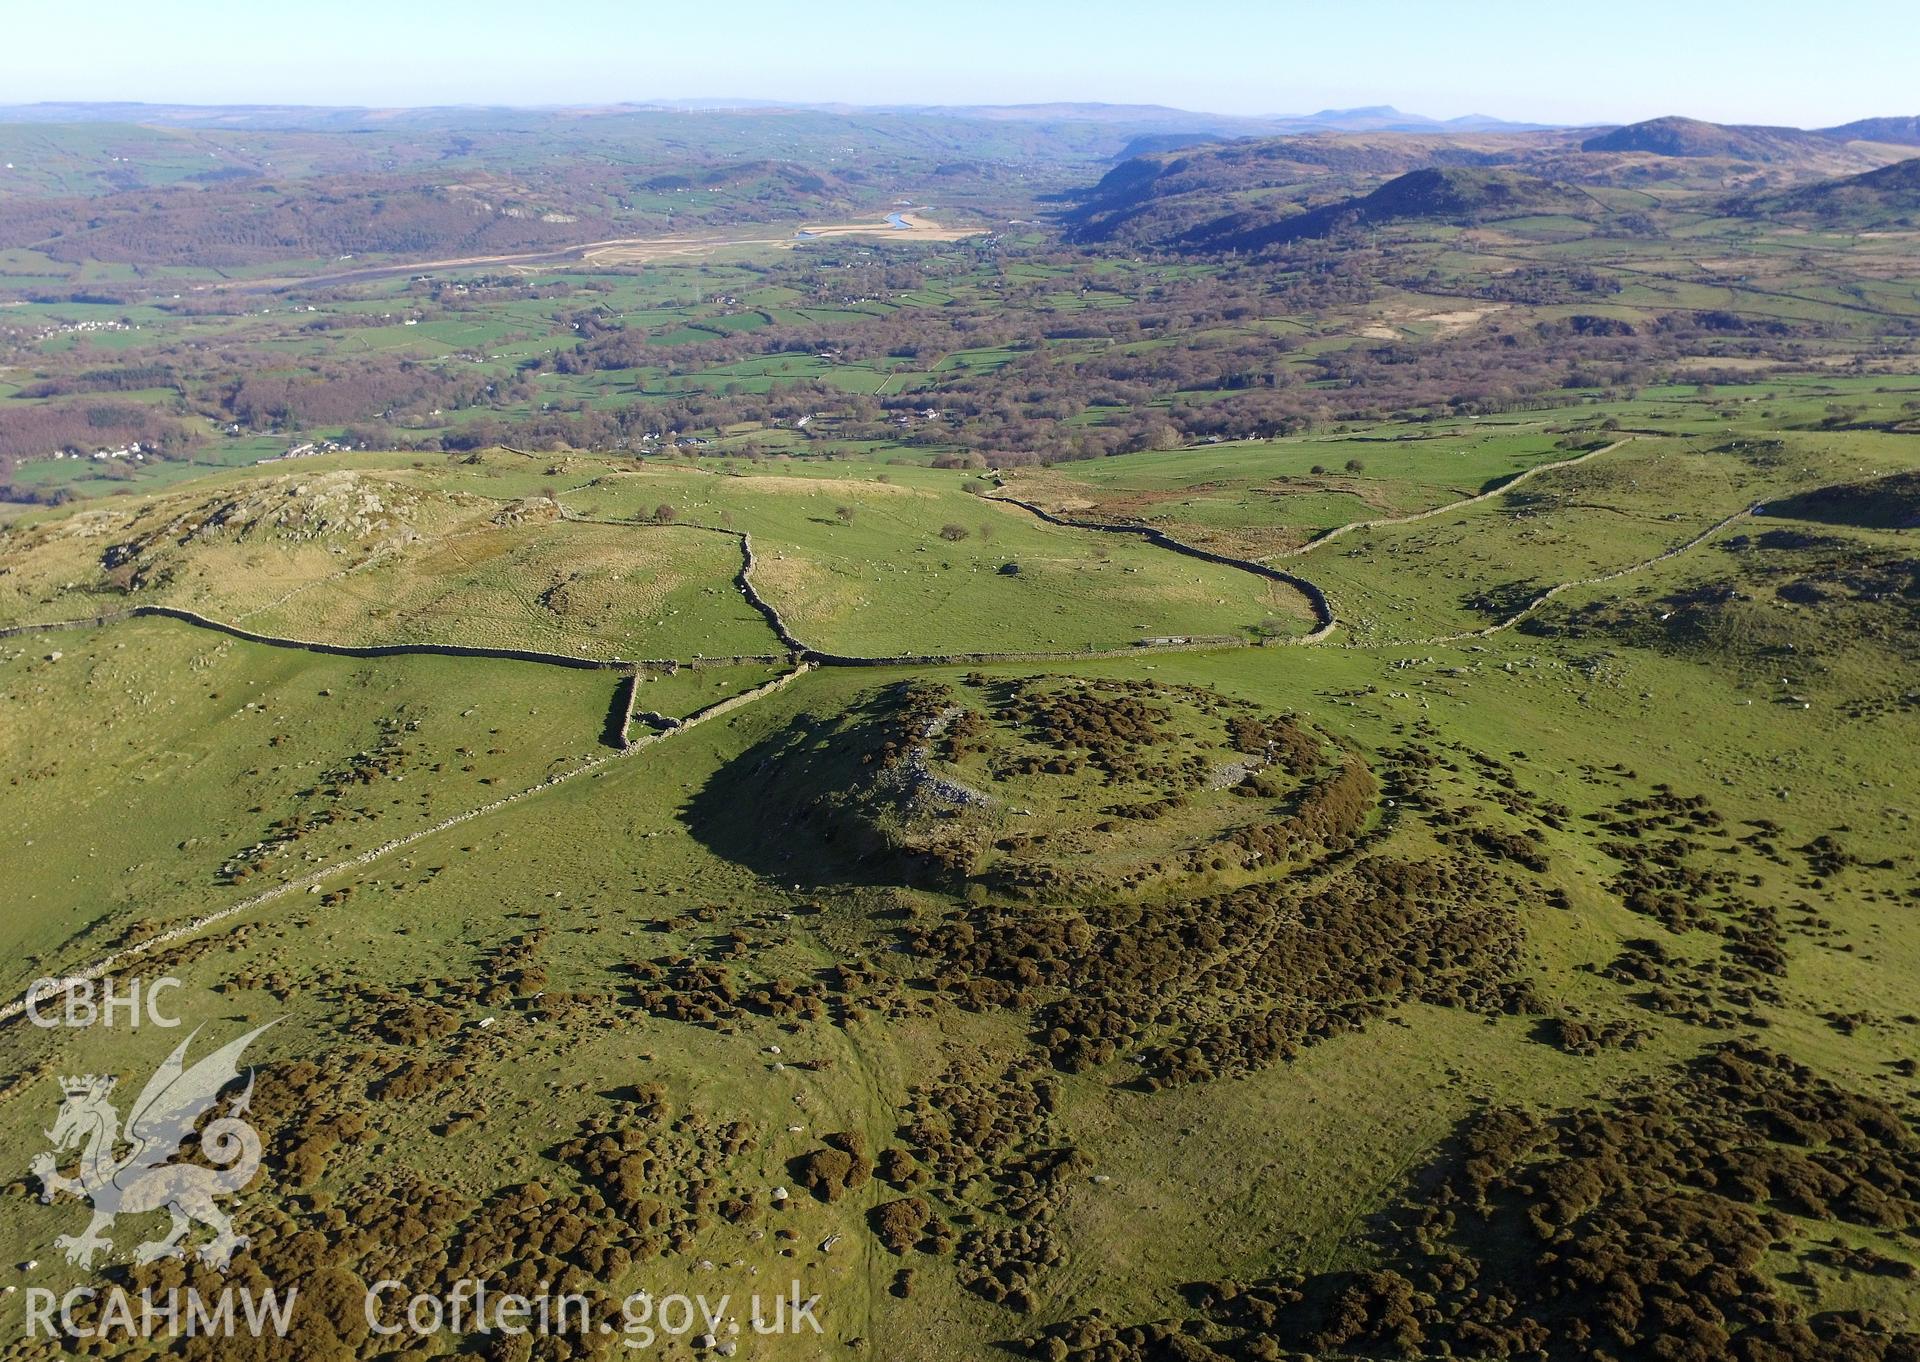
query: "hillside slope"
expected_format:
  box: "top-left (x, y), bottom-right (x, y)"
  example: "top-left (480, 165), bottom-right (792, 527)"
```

top-left (1581, 115), bottom-right (1839, 162)
top-left (1819, 114), bottom-right (1920, 146)
top-left (1063, 133), bottom-right (1551, 246)
top-left (1071, 161), bottom-right (1589, 253)
top-left (1736, 156), bottom-right (1920, 227)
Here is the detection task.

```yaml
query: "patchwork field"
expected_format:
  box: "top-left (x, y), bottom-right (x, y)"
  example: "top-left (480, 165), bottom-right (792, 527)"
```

top-left (539, 460), bottom-right (1318, 653)
top-left (1001, 425), bottom-right (1591, 555)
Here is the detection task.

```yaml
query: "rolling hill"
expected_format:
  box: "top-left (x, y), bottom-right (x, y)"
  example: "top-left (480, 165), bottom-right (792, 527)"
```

top-left (1062, 133), bottom-right (1546, 246)
top-left (1734, 156), bottom-right (1920, 228)
top-left (1069, 156), bottom-right (1588, 252)
top-left (1819, 114), bottom-right (1920, 146)
top-left (1220, 166), bottom-right (1589, 249)
top-left (1581, 114), bottom-right (1882, 168)
top-left (1582, 115), bottom-right (1829, 160)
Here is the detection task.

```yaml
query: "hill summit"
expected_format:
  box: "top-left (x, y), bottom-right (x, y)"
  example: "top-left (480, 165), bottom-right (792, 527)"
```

top-left (1581, 115), bottom-right (1836, 162)
top-left (1177, 166), bottom-right (1587, 253)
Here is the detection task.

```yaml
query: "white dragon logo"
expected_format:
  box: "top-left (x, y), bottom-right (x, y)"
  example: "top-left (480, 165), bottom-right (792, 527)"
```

top-left (30, 1022), bottom-right (275, 1272)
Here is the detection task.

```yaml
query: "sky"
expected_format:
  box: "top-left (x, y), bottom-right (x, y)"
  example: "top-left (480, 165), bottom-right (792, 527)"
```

top-left (1, 0), bottom-right (1914, 129)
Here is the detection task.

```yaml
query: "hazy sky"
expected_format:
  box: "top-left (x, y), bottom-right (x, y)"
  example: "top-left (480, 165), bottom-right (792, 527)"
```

top-left (3, 0), bottom-right (1913, 128)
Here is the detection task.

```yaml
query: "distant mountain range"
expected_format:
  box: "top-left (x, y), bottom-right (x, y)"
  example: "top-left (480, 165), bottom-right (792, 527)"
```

top-left (0, 99), bottom-right (1552, 139)
top-left (2, 101), bottom-right (1912, 149)
top-left (1263, 105), bottom-right (1555, 134)
top-left (856, 103), bottom-right (1557, 134)
top-left (1065, 112), bottom-right (1920, 252)
top-left (0, 99), bottom-right (1548, 133)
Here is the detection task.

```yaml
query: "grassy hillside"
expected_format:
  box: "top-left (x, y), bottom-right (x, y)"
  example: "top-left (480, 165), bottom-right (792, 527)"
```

top-left (1062, 133), bottom-right (1544, 246)
top-left (1198, 165), bottom-right (1591, 250)
top-left (3, 382), bottom-right (1918, 1360)
top-left (1821, 114), bottom-right (1920, 145)
top-left (1737, 156), bottom-right (1920, 228)
top-left (1581, 114), bottom-right (1848, 162)
top-left (3, 104), bottom-right (1919, 1362)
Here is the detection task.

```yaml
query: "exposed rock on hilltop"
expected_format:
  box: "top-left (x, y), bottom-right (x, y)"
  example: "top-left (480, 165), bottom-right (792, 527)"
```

top-left (690, 673), bottom-right (1375, 901)
top-left (92, 471), bottom-right (456, 593)
top-left (120, 470), bottom-right (438, 551)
